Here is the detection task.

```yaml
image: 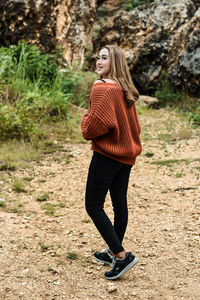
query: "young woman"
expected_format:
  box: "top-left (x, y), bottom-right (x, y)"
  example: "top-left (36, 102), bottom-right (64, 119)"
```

top-left (81, 45), bottom-right (142, 280)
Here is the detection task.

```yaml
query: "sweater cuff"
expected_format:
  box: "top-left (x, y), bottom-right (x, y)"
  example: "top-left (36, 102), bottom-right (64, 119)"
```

top-left (81, 113), bottom-right (109, 140)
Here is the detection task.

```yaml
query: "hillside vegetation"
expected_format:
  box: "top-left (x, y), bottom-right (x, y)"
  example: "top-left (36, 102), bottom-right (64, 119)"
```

top-left (0, 42), bottom-right (199, 154)
top-left (0, 42), bottom-right (97, 142)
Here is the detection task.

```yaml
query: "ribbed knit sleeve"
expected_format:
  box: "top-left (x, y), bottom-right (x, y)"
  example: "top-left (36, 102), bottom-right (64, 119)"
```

top-left (81, 83), bottom-right (142, 165)
top-left (81, 86), bottom-right (116, 140)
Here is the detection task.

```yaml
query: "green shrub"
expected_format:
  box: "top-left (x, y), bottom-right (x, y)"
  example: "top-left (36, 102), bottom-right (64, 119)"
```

top-left (154, 71), bottom-right (182, 106)
top-left (124, 0), bottom-right (154, 10)
top-left (9, 42), bottom-right (59, 88)
top-left (0, 42), bottom-right (96, 142)
top-left (73, 71), bottom-right (98, 107)
top-left (60, 66), bottom-right (82, 95)
top-left (37, 192), bottom-right (50, 202)
top-left (0, 47), bottom-right (15, 81)
top-left (11, 176), bottom-right (26, 193)
top-left (0, 103), bottom-right (37, 141)
top-left (41, 202), bottom-right (56, 215)
top-left (0, 199), bottom-right (6, 207)
top-left (189, 106), bottom-right (200, 126)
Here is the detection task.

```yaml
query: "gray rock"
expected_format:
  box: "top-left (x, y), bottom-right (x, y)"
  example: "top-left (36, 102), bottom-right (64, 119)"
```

top-left (92, 0), bottom-right (199, 96)
top-left (168, 8), bottom-right (200, 94)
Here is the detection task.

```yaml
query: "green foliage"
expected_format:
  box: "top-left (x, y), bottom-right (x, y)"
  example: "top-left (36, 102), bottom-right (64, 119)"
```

top-left (39, 242), bottom-right (53, 252)
top-left (0, 42), bottom-right (95, 142)
top-left (0, 102), bottom-right (37, 140)
top-left (124, 0), bottom-right (154, 10)
top-left (154, 71), bottom-right (182, 106)
top-left (152, 159), bottom-right (189, 167)
top-left (0, 140), bottom-right (41, 171)
top-left (11, 176), bottom-right (26, 193)
top-left (0, 42), bottom-right (59, 88)
top-left (59, 66), bottom-right (83, 106)
top-left (189, 106), bottom-right (200, 126)
top-left (66, 252), bottom-right (78, 260)
top-left (73, 71), bottom-right (98, 107)
top-left (23, 176), bottom-right (34, 181)
top-left (144, 152), bottom-right (154, 158)
top-left (175, 170), bottom-right (185, 178)
top-left (41, 202), bottom-right (56, 215)
top-left (154, 72), bottom-right (200, 126)
top-left (0, 199), bottom-right (6, 207)
top-left (36, 192), bottom-right (50, 202)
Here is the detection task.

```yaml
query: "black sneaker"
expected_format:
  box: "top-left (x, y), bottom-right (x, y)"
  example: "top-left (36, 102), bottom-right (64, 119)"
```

top-left (93, 249), bottom-right (114, 267)
top-left (105, 252), bottom-right (138, 280)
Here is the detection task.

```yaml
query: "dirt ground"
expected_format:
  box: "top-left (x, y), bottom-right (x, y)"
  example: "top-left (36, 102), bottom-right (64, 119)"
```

top-left (0, 108), bottom-right (199, 300)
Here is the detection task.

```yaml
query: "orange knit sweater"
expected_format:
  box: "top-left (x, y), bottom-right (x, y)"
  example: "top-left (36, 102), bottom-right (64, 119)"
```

top-left (81, 82), bottom-right (142, 165)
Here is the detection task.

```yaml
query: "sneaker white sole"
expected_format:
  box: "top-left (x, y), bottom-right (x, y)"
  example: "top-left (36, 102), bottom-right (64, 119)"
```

top-left (105, 257), bottom-right (139, 280)
top-left (93, 255), bottom-right (113, 266)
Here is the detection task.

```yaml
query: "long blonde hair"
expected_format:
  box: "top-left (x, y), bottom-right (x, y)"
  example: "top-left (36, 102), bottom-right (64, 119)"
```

top-left (102, 45), bottom-right (139, 106)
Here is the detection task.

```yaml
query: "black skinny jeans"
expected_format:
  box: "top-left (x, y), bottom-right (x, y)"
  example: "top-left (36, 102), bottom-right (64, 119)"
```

top-left (85, 151), bottom-right (132, 254)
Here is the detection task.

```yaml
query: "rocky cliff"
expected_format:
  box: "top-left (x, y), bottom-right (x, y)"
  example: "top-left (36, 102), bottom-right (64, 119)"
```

top-left (0, 0), bottom-right (199, 96)
top-left (93, 0), bottom-right (200, 95)
top-left (0, 0), bottom-right (96, 65)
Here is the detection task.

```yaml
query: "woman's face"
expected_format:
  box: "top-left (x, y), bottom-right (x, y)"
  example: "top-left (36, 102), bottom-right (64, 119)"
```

top-left (96, 48), bottom-right (111, 78)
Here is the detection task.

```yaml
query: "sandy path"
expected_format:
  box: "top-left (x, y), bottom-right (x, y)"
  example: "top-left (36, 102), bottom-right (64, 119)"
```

top-left (0, 109), bottom-right (199, 300)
